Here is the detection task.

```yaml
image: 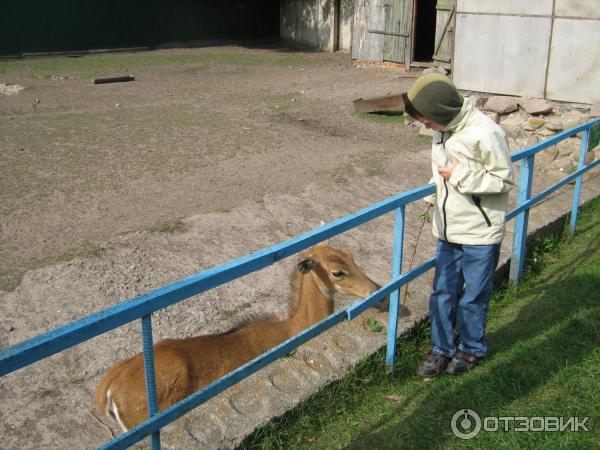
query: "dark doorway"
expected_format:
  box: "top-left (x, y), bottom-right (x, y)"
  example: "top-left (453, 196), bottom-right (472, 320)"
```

top-left (413, 0), bottom-right (437, 62)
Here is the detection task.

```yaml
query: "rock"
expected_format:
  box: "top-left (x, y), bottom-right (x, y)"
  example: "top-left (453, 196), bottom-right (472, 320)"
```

top-left (518, 97), bottom-right (553, 115)
top-left (516, 137), bottom-right (528, 148)
top-left (0, 83), bottom-right (26, 96)
top-left (537, 145), bottom-right (559, 163)
top-left (526, 134), bottom-right (539, 147)
top-left (561, 110), bottom-right (588, 130)
top-left (469, 95), bottom-right (487, 109)
top-left (590, 103), bottom-right (600, 118)
top-left (556, 138), bottom-right (580, 158)
top-left (507, 137), bottom-right (519, 151)
top-left (485, 112), bottom-right (500, 123)
top-left (500, 113), bottom-right (525, 138)
top-left (422, 67), bottom-right (447, 76)
top-left (544, 119), bottom-right (563, 132)
top-left (562, 118), bottom-right (579, 131)
top-left (528, 117), bottom-right (545, 129)
top-left (552, 156), bottom-right (575, 173)
top-left (537, 128), bottom-right (556, 137)
top-left (484, 96), bottom-right (519, 114)
top-left (522, 123), bottom-right (535, 132)
top-left (569, 149), bottom-right (595, 165)
top-left (501, 124), bottom-right (520, 139)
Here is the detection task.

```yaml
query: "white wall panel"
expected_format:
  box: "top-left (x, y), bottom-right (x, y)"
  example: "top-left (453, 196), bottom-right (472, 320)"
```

top-left (457, 0), bottom-right (553, 16)
top-left (453, 13), bottom-right (551, 97)
top-left (546, 19), bottom-right (600, 103)
top-left (556, 0), bottom-right (600, 19)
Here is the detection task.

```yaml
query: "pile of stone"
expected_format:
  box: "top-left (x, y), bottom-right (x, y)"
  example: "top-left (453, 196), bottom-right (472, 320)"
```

top-left (480, 96), bottom-right (599, 174)
top-left (409, 91), bottom-right (599, 175)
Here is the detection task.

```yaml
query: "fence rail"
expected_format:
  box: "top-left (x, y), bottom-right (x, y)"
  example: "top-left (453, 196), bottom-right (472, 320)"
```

top-left (1, 118), bottom-right (599, 450)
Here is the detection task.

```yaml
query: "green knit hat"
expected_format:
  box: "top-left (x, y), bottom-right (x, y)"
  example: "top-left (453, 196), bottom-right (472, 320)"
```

top-left (402, 73), bottom-right (464, 126)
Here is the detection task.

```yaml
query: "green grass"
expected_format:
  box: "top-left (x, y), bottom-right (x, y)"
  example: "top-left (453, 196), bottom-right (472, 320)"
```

top-left (330, 152), bottom-right (388, 184)
top-left (0, 103), bottom-right (275, 216)
top-left (358, 112), bottom-right (405, 125)
top-left (239, 196), bottom-right (600, 449)
top-left (0, 50), bottom-right (308, 80)
top-left (0, 241), bottom-right (105, 292)
top-left (589, 122), bottom-right (600, 152)
top-left (139, 219), bottom-right (185, 234)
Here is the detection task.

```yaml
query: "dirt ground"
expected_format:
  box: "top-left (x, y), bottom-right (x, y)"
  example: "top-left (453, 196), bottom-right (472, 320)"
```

top-left (0, 45), bottom-right (429, 292)
top-left (1, 46), bottom-right (437, 449)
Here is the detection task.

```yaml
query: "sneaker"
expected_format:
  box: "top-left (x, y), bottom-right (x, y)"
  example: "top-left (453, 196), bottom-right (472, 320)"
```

top-left (446, 351), bottom-right (480, 375)
top-left (417, 349), bottom-right (451, 380)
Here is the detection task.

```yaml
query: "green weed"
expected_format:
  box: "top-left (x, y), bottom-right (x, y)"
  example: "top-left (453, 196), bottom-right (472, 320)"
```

top-left (358, 112), bottom-right (405, 125)
top-left (140, 219), bottom-right (185, 234)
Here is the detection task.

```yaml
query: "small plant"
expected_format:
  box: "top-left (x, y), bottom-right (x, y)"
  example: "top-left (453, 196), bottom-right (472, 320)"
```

top-left (364, 316), bottom-right (383, 333)
top-left (65, 241), bottom-right (105, 259)
top-left (0, 274), bottom-right (22, 293)
top-left (140, 219), bottom-right (185, 234)
top-left (419, 208), bottom-right (432, 223)
top-left (526, 233), bottom-right (562, 276)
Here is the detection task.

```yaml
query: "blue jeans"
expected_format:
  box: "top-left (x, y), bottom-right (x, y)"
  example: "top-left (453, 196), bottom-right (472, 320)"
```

top-left (429, 240), bottom-right (500, 358)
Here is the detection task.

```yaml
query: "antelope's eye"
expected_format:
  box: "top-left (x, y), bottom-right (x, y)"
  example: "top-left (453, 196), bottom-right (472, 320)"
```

top-left (331, 269), bottom-right (347, 278)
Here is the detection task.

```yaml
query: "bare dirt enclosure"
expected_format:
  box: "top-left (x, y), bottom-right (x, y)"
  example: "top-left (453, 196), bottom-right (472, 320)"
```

top-left (1, 46), bottom-right (599, 449)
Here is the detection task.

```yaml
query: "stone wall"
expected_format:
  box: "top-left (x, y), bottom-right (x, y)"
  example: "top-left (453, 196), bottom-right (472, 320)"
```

top-left (481, 96), bottom-right (600, 174)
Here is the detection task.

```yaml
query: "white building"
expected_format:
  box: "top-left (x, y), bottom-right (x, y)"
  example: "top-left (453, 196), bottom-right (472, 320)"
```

top-left (281, 0), bottom-right (600, 104)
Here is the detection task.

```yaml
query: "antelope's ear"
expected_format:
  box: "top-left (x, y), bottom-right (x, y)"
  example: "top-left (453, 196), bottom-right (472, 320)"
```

top-left (315, 239), bottom-right (330, 248)
top-left (297, 258), bottom-right (316, 274)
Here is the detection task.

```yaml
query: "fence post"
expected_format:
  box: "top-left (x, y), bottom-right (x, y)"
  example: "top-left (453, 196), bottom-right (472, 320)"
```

top-left (509, 155), bottom-right (535, 283)
top-left (570, 127), bottom-right (591, 233)
top-left (141, 315), bottom-right (161, 450)
top-left (386, 205), bottom-right (405, 373)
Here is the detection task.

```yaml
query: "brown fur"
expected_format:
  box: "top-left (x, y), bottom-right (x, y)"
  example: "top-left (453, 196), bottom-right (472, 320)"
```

top-left (93, 242), bottom-right (380, 431)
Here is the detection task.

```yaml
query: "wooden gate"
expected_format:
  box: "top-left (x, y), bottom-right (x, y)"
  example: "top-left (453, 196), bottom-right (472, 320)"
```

top-left (432, 0), bottom-right (456, 69)
top-left (352, 0), bottom-right (412, 64)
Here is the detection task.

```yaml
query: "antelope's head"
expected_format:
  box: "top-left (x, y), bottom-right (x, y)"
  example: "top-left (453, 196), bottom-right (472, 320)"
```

top-left (297, 242), bottom-right (382, 301)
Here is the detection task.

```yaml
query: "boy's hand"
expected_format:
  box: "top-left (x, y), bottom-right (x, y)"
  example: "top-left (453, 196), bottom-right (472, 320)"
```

top-left (437, 156), bottom-right (460, 180)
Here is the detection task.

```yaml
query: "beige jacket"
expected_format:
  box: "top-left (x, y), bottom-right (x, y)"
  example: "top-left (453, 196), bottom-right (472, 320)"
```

top-left (426, 99), bottom-right (514, 244)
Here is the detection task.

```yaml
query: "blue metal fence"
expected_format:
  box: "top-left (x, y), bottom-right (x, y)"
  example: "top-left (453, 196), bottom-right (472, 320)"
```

top-left (1, 118), bottom-right (599, 450)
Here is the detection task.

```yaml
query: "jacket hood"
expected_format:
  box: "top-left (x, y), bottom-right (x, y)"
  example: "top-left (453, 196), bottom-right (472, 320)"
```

top-left (444, 98), bottom-right (474, 133)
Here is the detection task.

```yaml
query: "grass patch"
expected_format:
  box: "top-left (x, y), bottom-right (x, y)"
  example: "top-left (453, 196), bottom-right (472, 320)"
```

top-left (139, 219), bottom-right (185, 234)
top-left (63, 241), bottom-right (106, 259)
top-left (0, 218), bottom-right (184, 292)
top-left (417, 133), bottom-right (433, 144)
top-left (0, 103), bottom-right (276, 216)
top-left (358, 112), bottom-right (405, 125)
top-left (0, 50), bottom-right (308, 80)
top-left (239, 196), bottom-right (600, 449)
top-left (0, 273), bottom-right (22, 292)
top-left (330, 153), bottom-right (387, 184)
top-left (0, 241), bottom-right (105, 293)
top-left (589, 122), bottom-right (600, 152)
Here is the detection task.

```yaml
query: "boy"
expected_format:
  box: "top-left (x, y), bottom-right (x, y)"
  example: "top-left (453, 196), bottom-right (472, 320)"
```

top-left (402, 73), bottom-right (514, 379)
